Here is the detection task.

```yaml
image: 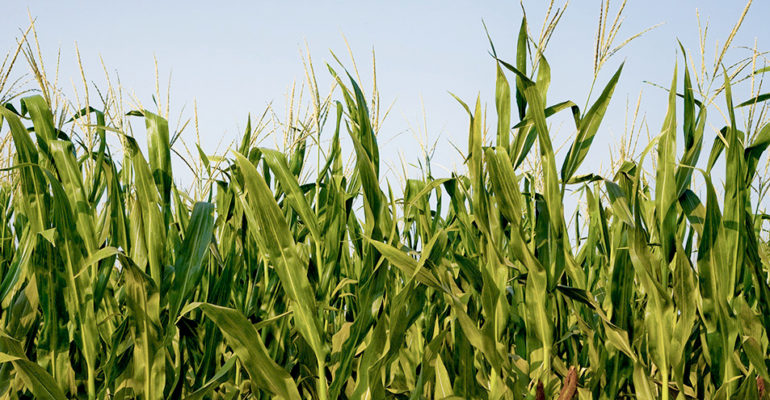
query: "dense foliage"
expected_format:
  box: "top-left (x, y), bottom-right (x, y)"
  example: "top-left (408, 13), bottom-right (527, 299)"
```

top-left (1, 11), bottom-right (770, 400)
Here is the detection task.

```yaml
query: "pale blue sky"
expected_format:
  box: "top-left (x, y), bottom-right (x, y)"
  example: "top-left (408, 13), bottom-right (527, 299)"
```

top-left (2, 1), bottom-right (768, 188)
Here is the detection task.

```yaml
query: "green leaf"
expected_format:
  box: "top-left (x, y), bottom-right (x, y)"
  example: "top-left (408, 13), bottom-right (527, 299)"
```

top-left (561, 64), bottom-right (623, 184)
top-left (656, 64), bottom-right (678, 263)
top-left (260, 148), bottom-right (321, 242)
top-left (183, 303), bottom-right (300, 400)
top-left (495, 63), bottom-right (511, 153)
top-left (183, 357), bottom-right (237, 400)
top-left (233, 152), bottom-right (326, 365)
top-left (0, 334), bottom-right (67, 400)
top-left (142, 110), bottom-right (173, 208)
top-left (736, 93), bottom-right (770, 108)
top-left (169, 202), bottom-right (215, 321)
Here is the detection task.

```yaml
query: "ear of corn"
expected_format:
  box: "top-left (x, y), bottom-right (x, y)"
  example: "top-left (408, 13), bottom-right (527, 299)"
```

top-left (1, 11), bottom-right (770, 400)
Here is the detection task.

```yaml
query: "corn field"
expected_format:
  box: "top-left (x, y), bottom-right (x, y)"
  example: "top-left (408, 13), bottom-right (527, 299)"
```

top-left (1, 6), bottom-right (770, 399)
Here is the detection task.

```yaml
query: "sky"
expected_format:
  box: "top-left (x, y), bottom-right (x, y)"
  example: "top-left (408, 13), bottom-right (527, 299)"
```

top-left (1, 1), bottom-right (769, 191)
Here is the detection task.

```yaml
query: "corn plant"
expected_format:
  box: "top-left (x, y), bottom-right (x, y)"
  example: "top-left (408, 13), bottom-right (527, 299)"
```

top-left (0, 8), bottom-right (770, 400)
